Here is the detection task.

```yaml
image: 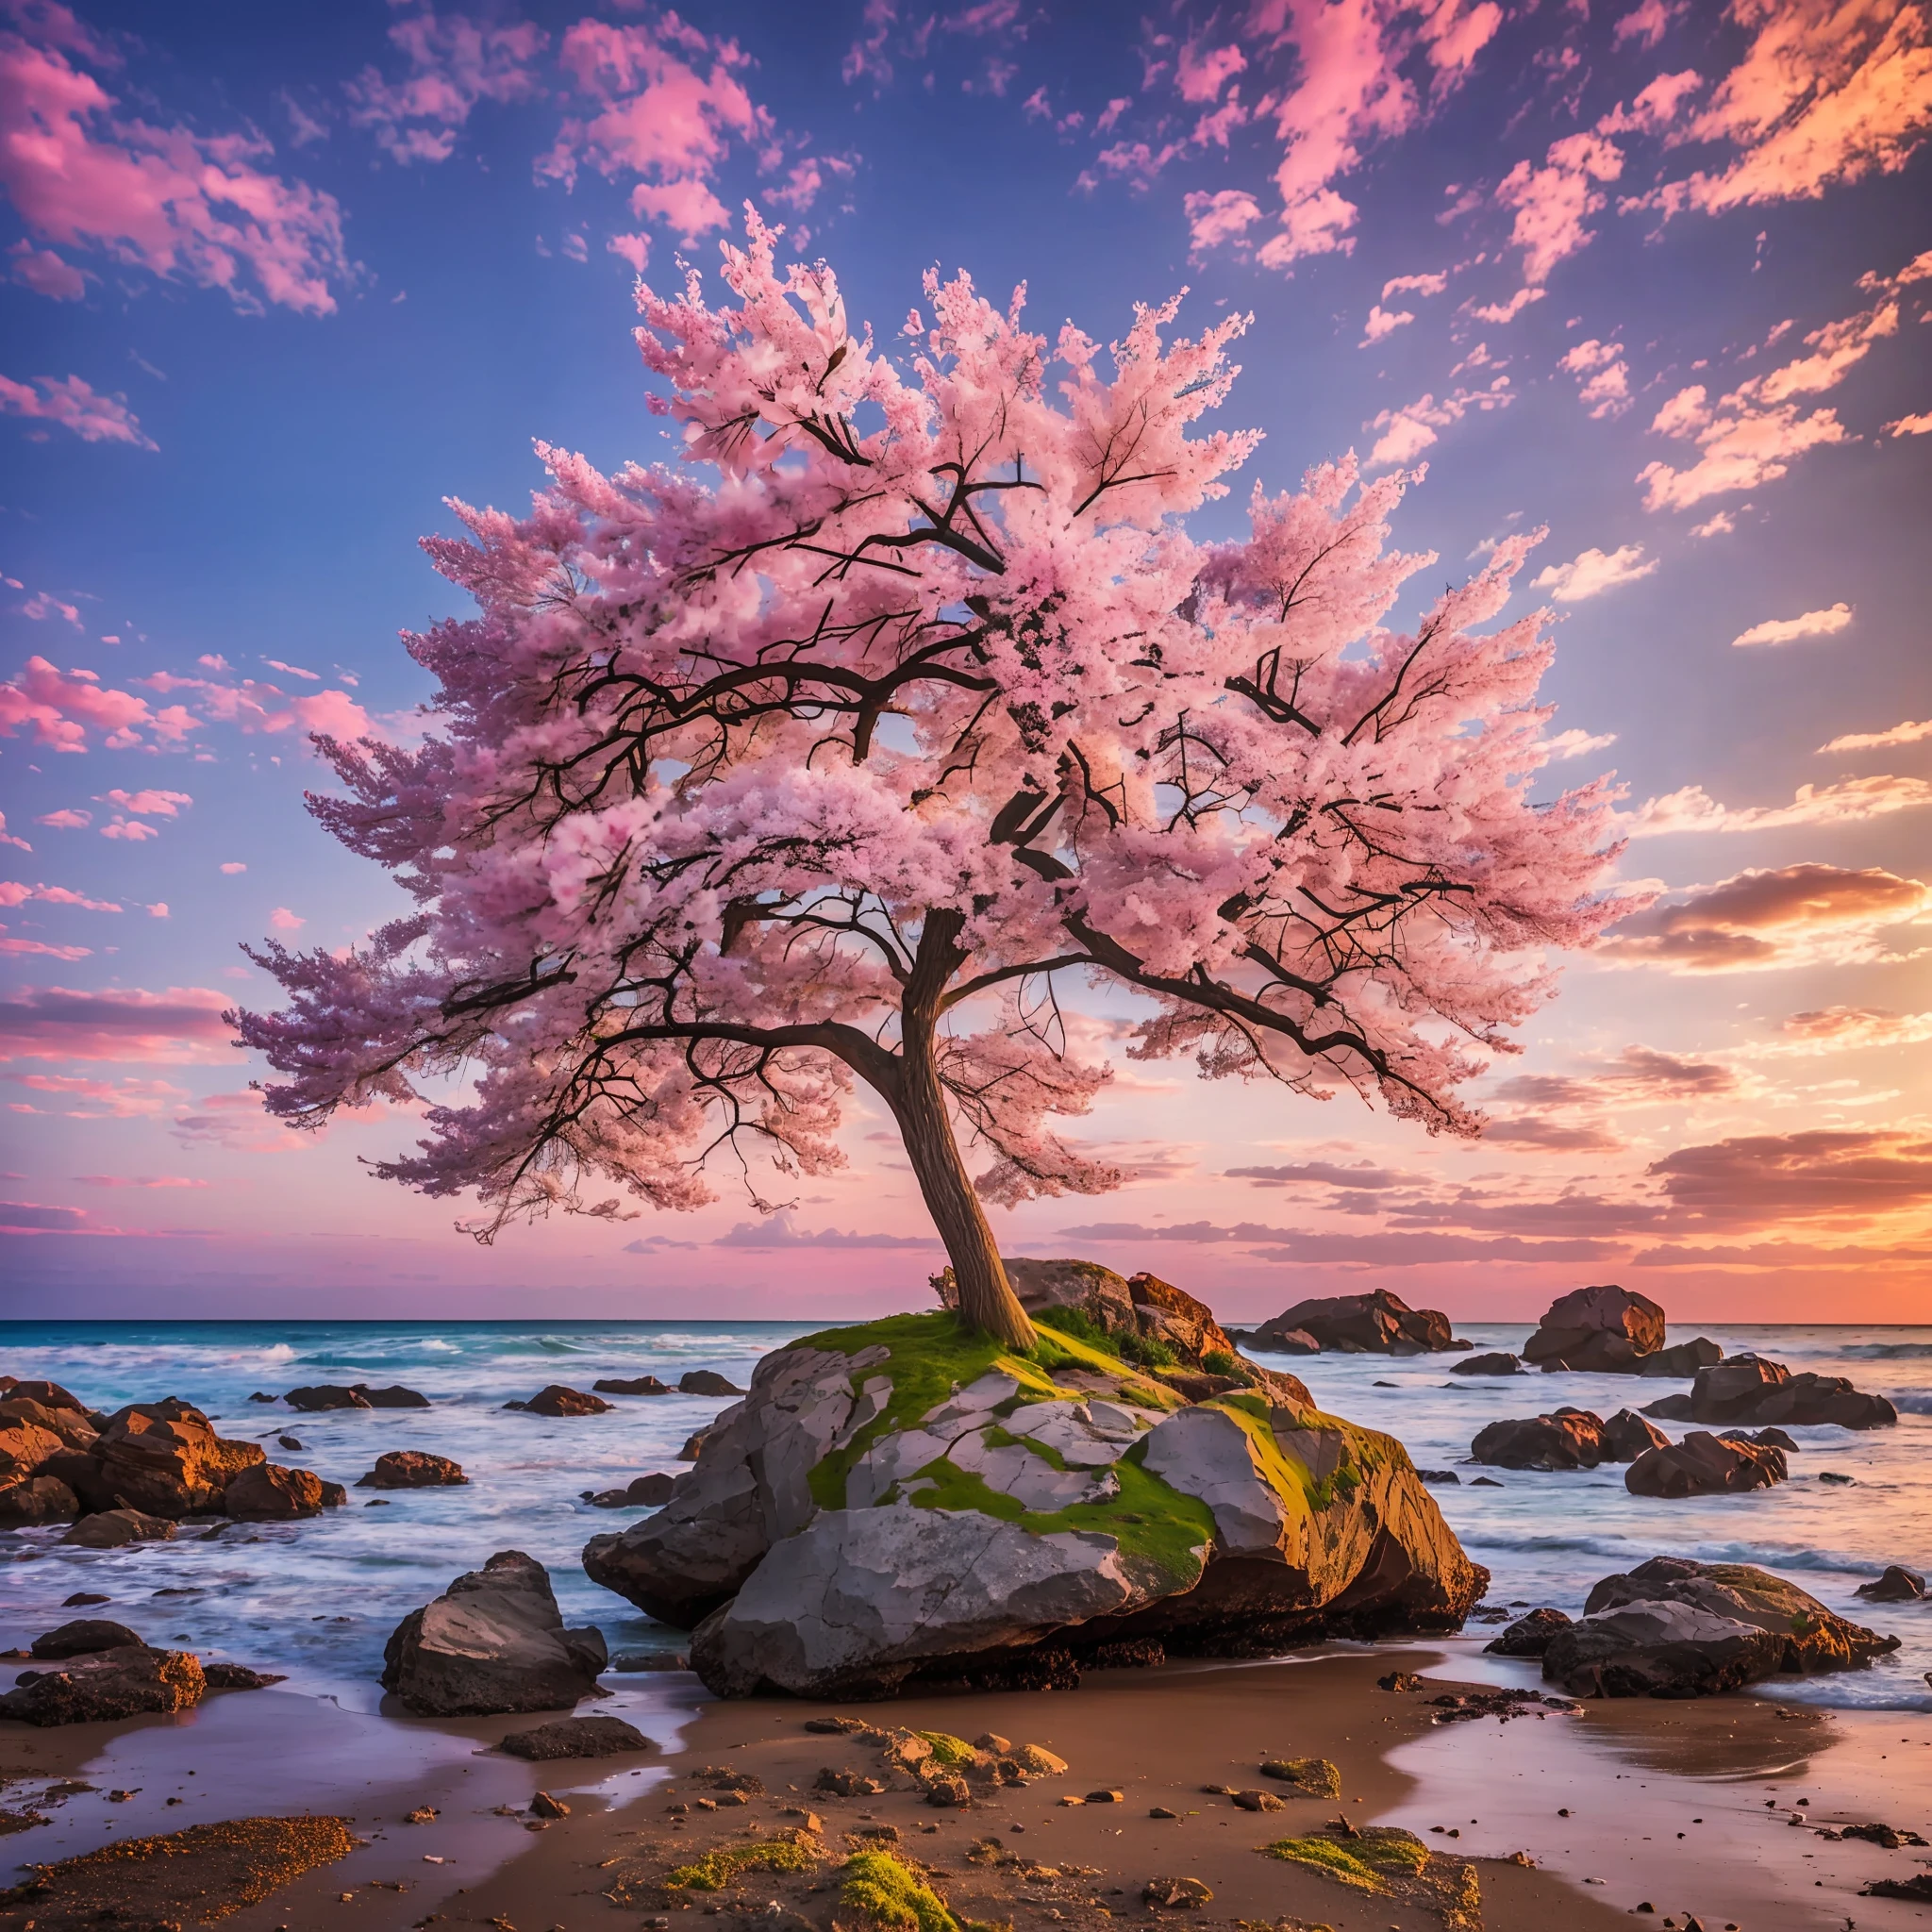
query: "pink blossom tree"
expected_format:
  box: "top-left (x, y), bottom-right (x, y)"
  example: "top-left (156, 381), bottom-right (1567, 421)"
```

top-left (240, 215), bottom-right (1631, 1349)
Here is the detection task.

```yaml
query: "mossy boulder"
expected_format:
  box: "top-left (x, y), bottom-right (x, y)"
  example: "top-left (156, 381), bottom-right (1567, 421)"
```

top-left (584, 1308), bottom-right (1487, 1699)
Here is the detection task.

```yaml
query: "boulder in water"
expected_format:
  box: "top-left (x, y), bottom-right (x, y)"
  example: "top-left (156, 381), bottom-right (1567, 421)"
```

top-left (0, 1644), bottom-right (205, 1724)
top-left (1252, 1290), bottom-right (1453, 1355)
top-left (1854, 1565), bottom-right (1925, 1603)
top-left (284, 1386), bottom-right (373, 1412)
top-left (0, 1474), bottom-right (78, 1527)
top-left (1634, 1337), bottom-right (1724, 1378)
top-left (60, 1506), bottom-right (176, 1548)
top-left (1624, 1432), bottom-right (1785, 1498)
top-left (1521, 1286), bottom-right (1665, 1374)
top-left (589, 1310), bottom-right (1487, 1699)
top-left (678, 1371), bottom-right (744, 1398)
top-left (508, 1385), bottom-right (613, 1417)
top-left (593, 1375), bottom-right (673, 1395)
top-left (1577, 1556), bottom-right (1897, 1677)
top-left (1600, 1408), bottom-right (1670, 1461)
top-left (1718, 1425), bottom-right (1799, 1452)
top-left (31, 1617), bottom-right (145, 1657)
top-left (225, 1463), bottom-right (336, 1520)
top-left (358, 1450), bottom-right (467, 1489)
top-left (1542, 1601), bottom-right (1787, 1698)
top-left (67, 1402), bottom-right (264, 1518)
top-left (350, 1383), bottom-right (431, 1408)
top-left (1450, 1352), bottom-right (1520, 1375)
top-left (382, 1550), bottom-right (608, 1716)
top-left (1682, 1356), bottom-right (1895, 1430)
top-left (1484, 1607), bottom-right (1573, 1657)
top-left (500, 1714), bottom-right (655, 1760)
top-left (0, 1394), bottom-right (100, 1456)
top-left (1470, 1409), bottom-right (1606, 1470)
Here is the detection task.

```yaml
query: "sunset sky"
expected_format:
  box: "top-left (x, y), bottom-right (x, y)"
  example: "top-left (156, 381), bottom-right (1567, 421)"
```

top-left (2, 0), bottom-right (1928, 1323)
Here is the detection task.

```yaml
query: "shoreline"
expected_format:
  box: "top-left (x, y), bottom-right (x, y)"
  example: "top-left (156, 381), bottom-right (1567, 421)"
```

top-left (5, 1644), bottom-right (1926, 1931)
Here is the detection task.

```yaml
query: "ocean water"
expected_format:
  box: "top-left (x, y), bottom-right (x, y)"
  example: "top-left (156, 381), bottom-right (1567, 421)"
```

top-left (1, 1318), bottom-right (1926, 1714)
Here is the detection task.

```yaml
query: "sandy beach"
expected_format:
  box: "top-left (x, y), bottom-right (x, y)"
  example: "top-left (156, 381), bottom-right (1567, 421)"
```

top-left (5, 1640), bottom-right (1928, 1932)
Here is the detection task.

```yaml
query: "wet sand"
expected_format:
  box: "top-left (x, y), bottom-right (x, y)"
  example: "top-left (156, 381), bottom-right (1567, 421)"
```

top-left (2, 1646), bottom-right (1927, 1932)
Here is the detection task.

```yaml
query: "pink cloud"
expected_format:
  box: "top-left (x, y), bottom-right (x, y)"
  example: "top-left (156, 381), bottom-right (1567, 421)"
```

top-left (219, 861), bottom-right (247, 874)
top-left (1182, 188), bottom-right (1263, 258)
top-left (0, 881), bottom-right (121, 912)
top-left (1651, 0), bottom-right (1932, 218)
top-left (0, 14), bottom-right (349, 315)
top-left (1359, 302), bottom-right (1414, 342)
top-left (628, 177), bottom-right (730, 240)
top-left (34, 808), bottom-right (89, 829)
top-left (1532, 542), bottom-right (1657, 601)
top-left (7, 1070), bottom-right (188, 1116)
top-left (102, 787), bottom-right (192, 816)
top-left (0, 983), bottom-right (238, 1064)
top-left (1557, 337), bottom-right (1633, 417)
top-left (98, 817), bottom-right (158, 841)
top-left (1612, 0), bottom-right (1684, 50)
top-left (0, 372), bottom-right (154, 447)
top-left (1731, 601), bottom-right (1853, 647)
top-left (607, 231), bottom-right (649, 272)
top-left (344, 8), bottom-right (547, 165)
top-left (1629, 774), bottom-right (1932, 836)
top-left (1494, 130), bottom-right (1624, 286)
top-left (261, 658), bottom-right (319, 681)
top-left (0, 934), bottom-right (90, 959)
top-left (0, 656), bottom-right (188, 750)
top-left (1364, 375), bottom-right (1514, 466)
top-left (1176, 38), bottom-right (1247, 103)
top-left (269, 907), bottom-right (305, 931)
top-left (0, 811), bottom-right (29, 852)
top-left (8, 239), bottom-right (86, 298)
top-left (76, 1173), bottom-right (208, 1188)
top-left (1467, 285), bottom-right (1546, 325)
top-left (23, 590), bottom-right (80, 624)
top-left (169, 1088), bottom-right (306, 1153)
top-left (145, 901), bottom-right (168, 917)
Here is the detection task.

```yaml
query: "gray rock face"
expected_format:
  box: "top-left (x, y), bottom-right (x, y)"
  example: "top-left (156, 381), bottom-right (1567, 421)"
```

top-left (30, 1618), bottom-right (144, 1657)
top-left (1521, 1285), bottom-right (1666, 1373)
top-left (583, 1344), bottom-right (889, 1626)
top-left (689, 1507), bottom-right (1162, 1698)
top-left (1256, 1291), bottom-right (1452, 1355)
top-left (381, 1550), bottom-right (608, 1716)
top-left (1471, 1410), bottom-right (1607, 1471)
top-left (1856, 1565), bottom-right (1925, 1603)
top-left (1541, 1600), bottom-right (1788, 1697)
top-left (1600, 1408), bottom-right (1670, 1461)
top-left (1635, 1338), bottom-right (1724, 1378)
top-left (1624, 1431), bottom-right (1786, 1498)
top-left (1008, 1257), bottom-right (1139, 1334)
top-left (1139, 1407), bottom-right (1291, 1556)
top-left (1483, 1607), bottom-right (1572, 1657)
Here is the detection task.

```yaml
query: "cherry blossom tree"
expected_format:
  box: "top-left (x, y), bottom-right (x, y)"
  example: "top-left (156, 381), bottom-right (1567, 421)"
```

top-left (239, 214), bottom-right (1630, 1349)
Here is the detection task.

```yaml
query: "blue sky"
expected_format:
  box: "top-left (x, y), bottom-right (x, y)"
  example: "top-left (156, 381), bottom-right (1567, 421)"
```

top-left (2, 0), bottom-right (1929, 1319)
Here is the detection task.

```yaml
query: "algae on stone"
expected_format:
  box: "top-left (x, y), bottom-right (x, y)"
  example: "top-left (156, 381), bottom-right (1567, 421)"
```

top-left (840, 1849), bottom-right (960, 1931)
top-left (663, 1834), bottom-right (817, 1891)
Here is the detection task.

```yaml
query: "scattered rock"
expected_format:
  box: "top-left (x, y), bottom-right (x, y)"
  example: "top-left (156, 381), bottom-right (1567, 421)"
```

top-left (1717, 1425), bottom-right (1800, 1452)
top-left (1600, 1409), bottom-right (1671, 1461)
top-left (381, 1550), bottom-right (609, 1716)
top-left (1634, 1337), bottom-right (1725, 1378)
top-left (62, 1591), bottom-right (110, 1606)
top-left (283, 1386), bottom-right (374, 1412)
top-left (500, 1714), bottom-right (654, 1759)
top-left (202, 1662), bottom-right (286, 1690)
top-left (581, 1472), bottom-right (677, 1508)
top-left (1470, 1475), bottom-right (1504, 1487)
top-left (357, 1450), bottom-right (468, 1490)
top-left (247, 1391), bottom-right (276, 1403)
top-left (592, 1375), bottom-right (672, 1395)
top-left (30, 1618), bottom-right (144, 1657)
top-left (1450, 1352), bottom-right (1521, 1375)
top-left (1260, 1757), bottom-right (1341, 1796)
top-left (1376, 1671), bottom-right (1424, 1691)
top-left (1863, 1875), bottom-right (1932, 1902)
top-left (276, 1434), bottom-right (305, 1452)
top-left (1568, 1556), bottom-right (1898, 1690)
top-left (678, 1371), bottom-right (745, 1397)
top-left (1144, 1875), bottom-right (1213, 1908)
top-left (1831, 1823), bottom-right (1929, 1847)
top-left (1254, 1290), bottom-right (1454, 1355)
top-left (1471, 1410), bottom-right (1607, 1471)
top-left (1818, 1470), bottom-right (1855, 1485)
top-left (1232, 1789), bottom-right (1283, 1811)
top-left (1522, 1286), bottom-right (1666, 1374)
top-left (510, 1385), bottom-right (614, 1417)
top-left (1418, 1469), bottom-right (1461, 1485)
top-left (1855, 1565), bottom-right (1925, 1603)
top-left (1624, 1432), bottom-right (1786, 1498)
top-left (0, 1474), bottom-right (78, 1526)
top-left (1677, 1355), bottom-right (1896, 1430)
top-left (0, 1645), bottom-right (206, 1725)
top-left (1484, 1607), bottom-right (1573, 1657)
top-left (350, 1384), bottom-right (431, 1408)
top-left (60, 1507), bottom-right (177, 1548)
top-left (527, 1791), bottom-right (570, 1819)
top-left (70, 1401), bottom-right (266, 1517)
top-left (225, 1463), bottom-right (333, 1521)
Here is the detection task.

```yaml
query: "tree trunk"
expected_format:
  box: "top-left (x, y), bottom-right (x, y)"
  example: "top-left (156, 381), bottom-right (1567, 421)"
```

top-left (891, 1041), bottom-right (1037, 1350)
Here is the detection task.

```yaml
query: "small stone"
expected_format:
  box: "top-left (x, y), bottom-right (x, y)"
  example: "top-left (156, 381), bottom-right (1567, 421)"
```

top-left (1232, 1790), bottom-right (1283, 1812)
top-left (405, 1807), bottom-right (439, 1824)
top-left (1058, 1794), bottom-right (1086, 1807)
top-left (528, 1792), bottom-right (570, 1819)
top-left (1085, 1790), bottom-right (1124, 1804)
top-left (1143, 1875), bottom-right (1213, 1908)
top-left (1149, 1807), bottom-right (1179, 1819)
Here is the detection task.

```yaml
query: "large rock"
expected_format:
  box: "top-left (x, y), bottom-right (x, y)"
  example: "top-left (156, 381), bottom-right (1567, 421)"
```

top-left (0, 1417), bottom-right (68, 1486)
top-left (225, 1462), bottom-right (335, 1520)
top-left (382, 1550), bottom-right (608, 1716)
top-left (1521, 1286), bottom-right (1665, 1373)
top-left (358, 1450), bottom-right (467, 1489)
top-left (351, 1383), bottom-right (431, 1407)
top-left (1855, 1566), bottom-right (1924, 1603)
top-left (1253, 1291), bottom-right (1453, 1355)
top-left (73, 1403), bottom-right (265, 1517)
top-left (500, 1715), bottom-right (655, 1760)
top-left (679, 1371), bottom-right (744, 1397)
top-left (0, 1395), bottom-right (99, 1455)
top-left (1127, 1273), bottom-right (1239, 1365)
top-left (1635, 1337), bottom-right (1724, 1378)
top-left (1008, 1257), bottom-right (1140, 1334)
top-left (284, 1385), bottom-right (374, 1412)
top-left (1673, 1356), bottom-right (1897, 1430)
top-left (1470, 1409), bottom-right (1606, 1470)
top-left (1579, 1557), bottom-right (1897, 1675)
top-left (594, 1375), bottom-right (673, 1396)
top-left (1542, 1601), bottom-right (1788, 1698)
top-left (509, 1385), bottom-right (613, 1417)
top-left (1624, 1432), bottom-right (1786, 1497)
top-left (60, 1506), bottom-right (176, 1547)
top-left (1450, 1352), bottom-right (1521, 1375)
top-left (0, 1474), bottom-right (78, 1526)
top-left (1484, 1607), bottom-right (1572, 1657)
top-left (31, 1618), bottom-right (145, 1657)
top-left (594, 1311), bottom-right (1486, 1698)
top-left (1601, 1408), bottom-right (1670, 1461)
top-left (0, 1645), bottom-right (206, 1724)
